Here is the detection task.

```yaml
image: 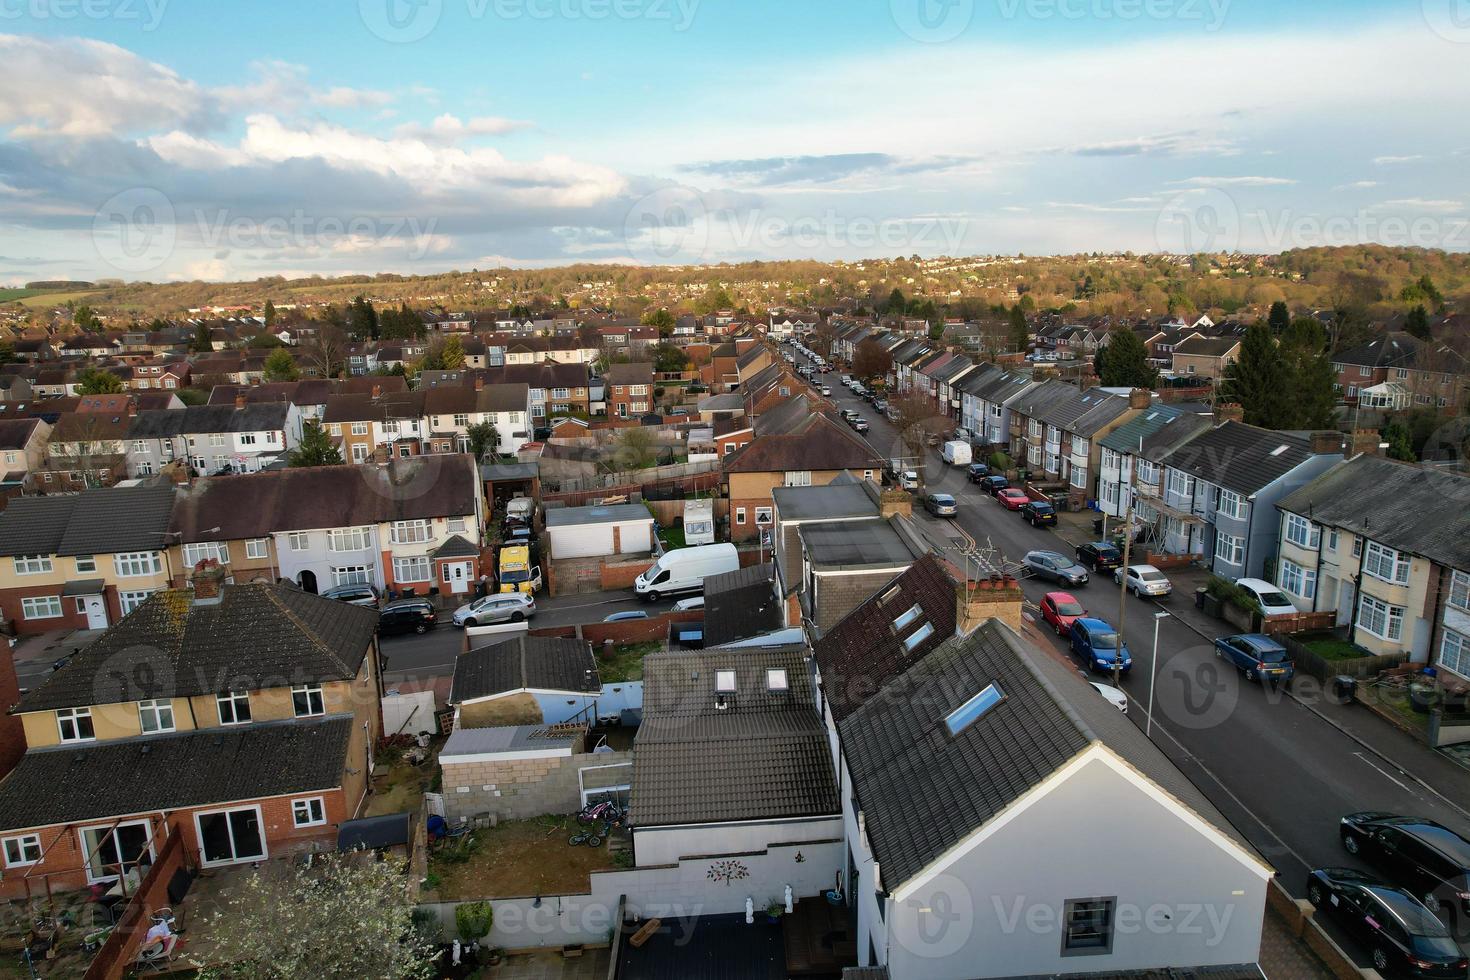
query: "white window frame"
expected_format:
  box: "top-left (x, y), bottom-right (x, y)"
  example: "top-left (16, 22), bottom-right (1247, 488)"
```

top-left (390, 520), bottom-right (430, 544)
top-left (2, 834), bottom-right (41, 868)
top-left (329, 526), bottom-right (373, 552)
top-left (1362, 541), bottom-right (1411, 585)
top-left (1283, 513), bottom-right (1320, 549)
top-left (1278, 559), bottom-right (1317, 600)
top-left (393, 556), bottom-right (431, 583)
top-left (74, 554), bottom-right (97, 574)
top-left (291, 684), bottom-right (326, 718)
top-left (57, 707), bottom-right (95, 743)
top-left (291, 797), bottom-right (327, 828)
top-left (13, 555), bottom-right (52, 575)
top-left (217, 691), bottom-right (252, 725)
top-left (1166, 470), bottom-right (1195, 498)
top-left (287, 532), bottom-right (311, 552)
top-left (735, 507), bottom-right (746, 525)
top-left (1448, 570), bottom-right (1470, 613)
top-left (114, 552), bottom-right (162, 578)
top-left (1069, 466), bottom-right (1088, 490)
top-left (783, 471), bottom-right (812, 487)
top-left (21, 596), bottom-right (62, 620)
top-left (1215, 530), bottom-right (1245, 567)
top-left (766, 668), bottom-right (789, 691)
top-left (120, 590), bottom-right (156, 615)
top-left (1217, 489), bottom-right (1246, 521)
top-left (332, 565), bottom-right (371, 587)
top-left (245, 538), bottom-right (270, 560)
top-left (715, 670), bottom-right (737, 693)
top-left (138, 699), bottom-right (175, 734)
top-left (1440, 628), bottom-right (1470, 680)
top-left (350, 422), bottom-right (369, 436)
top-left (1358, 594), bottom-right (1405, 642)
top-left (183, 541), bottom-right (230, 567)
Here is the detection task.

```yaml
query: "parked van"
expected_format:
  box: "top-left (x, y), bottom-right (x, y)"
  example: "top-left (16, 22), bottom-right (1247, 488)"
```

top-left (942, 441), bottom-right (973, 466)
top-left (506, 497), bottom-right (534, 524)
top-left (635, 543), bottom-right (740, 601)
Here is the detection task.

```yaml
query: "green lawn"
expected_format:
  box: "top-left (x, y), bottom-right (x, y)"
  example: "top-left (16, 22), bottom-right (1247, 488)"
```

top-left (1300, 634), bottom-right (1369, 661)
top-left (598, 640), bottom-right (660, 682)
top-left (0, 288), bottom-right (42, 302)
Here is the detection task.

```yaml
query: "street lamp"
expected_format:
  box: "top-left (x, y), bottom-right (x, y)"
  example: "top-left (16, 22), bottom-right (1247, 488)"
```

top-left (1146, 610), bottom-right (1170, 739)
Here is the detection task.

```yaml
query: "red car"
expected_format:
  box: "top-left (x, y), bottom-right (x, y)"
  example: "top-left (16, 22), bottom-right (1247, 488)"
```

top-left (998, 488), bottom-right (1030, 510)
top-left (1040, 592), bottom-right (1087, 637)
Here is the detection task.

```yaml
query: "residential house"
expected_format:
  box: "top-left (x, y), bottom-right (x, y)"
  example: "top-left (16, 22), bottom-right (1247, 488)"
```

top-left (1006, 383), bottom-right (1143, 507)
top-left (1096, 404), bottom-right (1213, 522)
top-left (956, 364), bottom-right (1040, 448)
top-left (1170, 335), bottom-right (1241, 381)
top-left (1332, 332), bottom-right (1468, 412)
top-left (0, 485), bottom-right (176, 634)
top-left (38, 411), bottom-right (132, 490)
top-left (0, 417), bottom-right (51, 493)
top-left (421, 381), bottom-right (532, 457)
top-left (605, 362), bottom-right (655, 419)
top-left (125, 400), bottom-right (300, 477)
top-left (0, 577), bottom-right (382, 897)
top-left (1274, 454), bottom-right (1470, 668)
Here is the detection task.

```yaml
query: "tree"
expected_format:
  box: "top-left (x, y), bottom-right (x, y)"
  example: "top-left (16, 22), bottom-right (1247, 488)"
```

top-left (1405, 305), bottom-right (1432, 341)
top-left (191, 853), bottom-right (433, 980)
top-left (1220, 322), bottom-right (1293, 428)
top-left (1267, 301), bottom-right (1290, 335)
top-left (72, 305), bottom-right (101, 332)
top-left (347, 295), bottom-right (379, 340)
top-left (889, 391), bottom-right (946, 472)
top-left (304, 319), bottom-right (348, 379)
top-left (288, 422), bottom-right (344, 467)
top-left (441, 335), bottom-right (465, 370)
top-left (263, 299), bottom-right (277, 328)
top-left (641, 307), bottom-right (675, 338)
top-left (0, 340), bottom-right (14, 366)
top-left (264, 347), bottom-right (299, 382)
top-left (696, 286), bottom-right (733, 315)
top-left (193, 322), bottom-right (213, 352)
top-left (77, 369), bottom-right (125, 395)
top-left (1096, 329), bottom-right (1157, 390)
top-left (651, 342), bottom-right (690, 374)
top-left (1382, 417), bottom-right (1415, 462)
top-left (175, 387), bottom-right (207, 406)
top-left (612, 427), bottom-right (658, 471)
top-left (852, 339), bottom-right (892, 382)
top-left (885, 288), bottom-right (906, 317)
top-left (466, 421), bottom-right (498, 461)
top-left (1008, 305), bottom-right (1029, 354)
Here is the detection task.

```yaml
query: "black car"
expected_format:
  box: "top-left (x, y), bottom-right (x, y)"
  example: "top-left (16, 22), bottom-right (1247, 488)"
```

top-left (979, 475), bottom-right (1009, 496)
top-left (1020, 500), bottom-right (1057, 527)
top-left (1076, 540), bottom-right (1123, 572)
top-left (1306, 867), bottom-right (1467, 977)
top-left (1341, 813), bottom-right (1470, 929)
top-left (377, 598), bottom-right (437, 636)
top-left (967, 462), bottom-right (991, 483)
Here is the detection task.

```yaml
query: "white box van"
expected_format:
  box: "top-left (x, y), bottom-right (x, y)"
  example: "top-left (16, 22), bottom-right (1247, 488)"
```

top-left (635, 543), bottom-right (740, 601)
top-left (942, 441), bottom-right (973, 466)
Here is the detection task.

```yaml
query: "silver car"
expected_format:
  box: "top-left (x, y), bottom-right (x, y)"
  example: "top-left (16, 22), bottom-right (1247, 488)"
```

top-left (452, 593), bottom-right (536, 627)
top-left (1115, 564), bottom-right (1173, 597)
top-left (1022, 550), bottom-right (1090, 587)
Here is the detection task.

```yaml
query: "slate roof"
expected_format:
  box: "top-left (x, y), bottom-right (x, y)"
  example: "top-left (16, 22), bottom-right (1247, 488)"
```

top-left (0, 418), bottom-right (41, 450)
top-left (15, 584), bottom-right (379, 712)
top-left (544, 503), bottom-right (651, 527)
top-left (605, 362), bottom-right (654, 386)
top-left (1099, 404), bottom-right (1192, 455)
top-left (0, 717), bottom-right (352, 832)
top-left (1009, 382), bottom-right (1130, 435)
top-left (0, 484), bottom-right (175, 557)
top-left (838, 620), bottom-right (1264, 889)
top-left (451, 634), bottom-right (600, 702)
top-left (630, 646), bottom-right (838, 827)
top-left (1163, 421), bottom-right (1318, 495)
top-left (1277, 455), bottom-right (1470, 570)
top-left (813, 555), bottom-right (958, 722)
top-left (703, 563), bottom-right (783, 647)
top-left (126, 403), bottom-right (289, 439)
top-left (724, 416), bottom-right (880, 473)
top-left (1172, 335), bottom-right (1241, 358)
top-left (431, 534), bottom-right (480, 560)
top-left (1334, 332), bottom-right (1421, 369)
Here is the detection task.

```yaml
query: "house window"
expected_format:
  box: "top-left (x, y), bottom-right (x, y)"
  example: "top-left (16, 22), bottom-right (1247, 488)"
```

top-left (1358, 594), bottom-right (1405, 642)
top-left (288, 532), bottom-right (310, 552)
top-left (1352, 537), bottom-right (1363, 558)
top-left (1327, 529), bottom-right (1339, 552)
top-left (120, 590), bottom-right (156, 615)
top-left (715, 670), bottom-right (737, 693)
top-left (903, 621), bottom-right (936, 651)
top-left (1283, 513), bottom-right (1320, 549)
top-left (754, 507), bottom-right (773, 525)
top-left (766, 668), bottom-right (788, 691)
top-left (291, 797), bottom-right (327, 828)
top-left (332, 566), bottom-right (371, 587)
top-left (74, 555), bottom-right (97, 574)
top-left (944, 682), bottom-right (1005, 736)
top-left (1136, 459), bottom-right (1159, 485)
top-left (393, 556), bottom-right (431, 583)
top-left (292, 684), bottom-right (325, 718)
top-left (1362, 541), bottom-right (1411, 585)
top-left (239, 434), bottom-right (257, 447)
top-left (138, 699), bottom-right (175, 734)
top-left (57, 707), bottom-right (94, 743)
top-left (1449, 570), bottom-right (1470, 612)
top-left (1440, 629), bottom-right (1470, 679)
top-left (1215, 531), bottom-right (1245, 567)
top-left (391, 520), bottom-right (430, 544)
top-left (783, 471), bottom-right (812, 487)
top-left (210, 434), bottom-right (226, 448)
top-left (245, 538), bottom-right (269, 560)
top-left (1359, 365), bottom-right (1371, 377)
top-left (1216, 489), bottom-right (1246, 520)
top-left (735, 507), bottom-right (746, 525)
top-left (1028, 445), bottom-right (1042, 466)
top-left (447, 518), bottom-right (466, 533)
top-left (13, 555), bottom-right (52, 575)
top-left (328, 424), bottom-right (342, 436)
top-left (114, 552), bottom-right (162, 577)
top-left (1278, 559), bottom-right (1317, 600)
top-left (1166, 470), bottom-right (1195, 498)
top-left (2, 834), bottom-right (41, 868)
top-left (1069, 466), bottom-right (1088, 490)
top-left (21, 596), bottom-right (62, 620)
top-left (1063, 898), bottom-right (1115, 955)
top-left (183, 542), bottom-right (230, 566)
top-left (329, 527), bottom-right (373, 552)
top-left (217, 691), bottom-right (252, 725)
top-left (351, 422), bottom-right (368, 436)
top-left (453, 413), bottom-right (469, 427)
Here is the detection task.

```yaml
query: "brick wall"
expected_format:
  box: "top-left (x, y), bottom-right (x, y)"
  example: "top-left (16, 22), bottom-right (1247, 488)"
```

top-left (0, 640), bottom-right (24, 779)
top-left (441, 750), bottom-right (632, 823)
top-left (600, 557), bottom-right (655, 590)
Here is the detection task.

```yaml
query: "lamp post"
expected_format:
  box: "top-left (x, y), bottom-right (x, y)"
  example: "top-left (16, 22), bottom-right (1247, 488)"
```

top-left (1146, 610), bottom-right (1170, 739)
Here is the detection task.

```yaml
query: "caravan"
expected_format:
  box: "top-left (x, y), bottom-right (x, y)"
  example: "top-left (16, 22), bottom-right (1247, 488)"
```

top-left (682, 499), bottom-right (715, 546)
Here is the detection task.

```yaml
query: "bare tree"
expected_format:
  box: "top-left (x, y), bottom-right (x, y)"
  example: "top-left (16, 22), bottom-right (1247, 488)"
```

top-left (303, 320), bottom-right (349, 379)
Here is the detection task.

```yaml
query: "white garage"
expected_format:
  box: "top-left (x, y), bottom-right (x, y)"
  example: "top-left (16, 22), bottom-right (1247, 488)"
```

top-left (544, 503), bottom-right (656, 559)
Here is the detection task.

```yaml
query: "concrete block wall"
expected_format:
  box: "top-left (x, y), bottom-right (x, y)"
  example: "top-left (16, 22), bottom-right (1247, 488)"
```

top-left (443, 750), bottom-right (633, 823)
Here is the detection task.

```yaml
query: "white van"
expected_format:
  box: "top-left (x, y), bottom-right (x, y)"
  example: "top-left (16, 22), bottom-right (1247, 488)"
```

top-left (941, 441), bottom-right (972, 466)
top-left (635, 543), bottom-right (740, 601)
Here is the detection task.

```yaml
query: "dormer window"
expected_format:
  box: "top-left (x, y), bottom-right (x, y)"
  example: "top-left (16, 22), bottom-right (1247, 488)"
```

top-left (715, 670), bottom-right (737, 693)
top-left (766, 669), bottom-right (788, 691)
top-left (292, 684), bottom-right (325, 718)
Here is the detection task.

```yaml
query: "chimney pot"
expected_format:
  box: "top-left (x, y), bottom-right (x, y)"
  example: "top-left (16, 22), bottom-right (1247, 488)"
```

top-left (1216, 403), bottom-right (1244, 424)
top-left (234, 393), bottom-right (246, 410)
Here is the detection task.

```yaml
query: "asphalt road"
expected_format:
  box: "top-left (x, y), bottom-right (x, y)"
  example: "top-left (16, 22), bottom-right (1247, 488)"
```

top-left (821, 372), bottom-right (1470, 931)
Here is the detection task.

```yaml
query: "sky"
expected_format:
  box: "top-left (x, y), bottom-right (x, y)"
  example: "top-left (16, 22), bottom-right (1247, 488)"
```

top-left (1, 0), bottom-right (1469, 283)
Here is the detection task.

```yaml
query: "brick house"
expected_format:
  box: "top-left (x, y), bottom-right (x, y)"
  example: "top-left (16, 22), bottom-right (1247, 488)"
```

top-left (605, 362), bottom-right (655, 419)
top-left (1170, 335), bottom-right (1241, 381)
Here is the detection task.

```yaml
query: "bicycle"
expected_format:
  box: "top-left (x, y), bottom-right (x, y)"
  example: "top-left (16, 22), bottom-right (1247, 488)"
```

top-left (568, 826), bottom-right (603, 847)
top-left (576, 800), bottom-right (624, 825)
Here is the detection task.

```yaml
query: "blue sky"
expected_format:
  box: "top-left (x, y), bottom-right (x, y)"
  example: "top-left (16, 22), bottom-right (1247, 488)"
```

top-left (2, 0), bottom-right (1468, 282)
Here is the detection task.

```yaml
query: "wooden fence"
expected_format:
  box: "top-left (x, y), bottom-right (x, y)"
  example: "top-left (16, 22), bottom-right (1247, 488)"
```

top-left (1279, 634), bottom-right (1408, 682)
top-left (1260, 611), bottom-right (1338, 637)
top-left (83, 829), bottom-right (191, 980)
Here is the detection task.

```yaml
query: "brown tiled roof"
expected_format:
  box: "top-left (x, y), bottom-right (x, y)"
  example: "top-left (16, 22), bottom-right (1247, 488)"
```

top-left (723, 415), bottom-right (880, 473)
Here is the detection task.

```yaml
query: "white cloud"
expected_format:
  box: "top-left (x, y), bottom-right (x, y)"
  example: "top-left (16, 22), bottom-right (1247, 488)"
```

top-left (1333, 180), bottom-right (1378, 190)
top-left (392, 114), bottom-right (529, 144)
top-left (1373, 155), bottom-right (1425, 165)
top-left (1379, 198), bottom-right (1463, 213)
top-left (314, 87), bottom-right (396, 110)
top-left (1173, 176), bottom-right (1297, 187)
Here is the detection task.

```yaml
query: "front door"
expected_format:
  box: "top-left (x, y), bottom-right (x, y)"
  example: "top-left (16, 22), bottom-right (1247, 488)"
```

top-left (196, 806), bottom-right (266, 866)
top-left (447, 561), bottom-right (471, 595)
top-left (80, 596), bottom-right (108, 630)
top-left (79, 821), bottom-right (154, 883)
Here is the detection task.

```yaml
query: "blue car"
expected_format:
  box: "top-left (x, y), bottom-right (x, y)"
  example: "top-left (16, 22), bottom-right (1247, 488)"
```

top-left (1069, 618), bottom-right (1133, 675)
top-left (1214, 633), bottom-right (1294, 684)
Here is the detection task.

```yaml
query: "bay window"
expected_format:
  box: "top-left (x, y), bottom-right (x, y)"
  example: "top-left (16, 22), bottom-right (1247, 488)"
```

top-left (1357, 594), bottom-right (1404, 642)
top-left (1278, 559), bottom-right (1316, 600)
top-left (1440, 628), bottom-right (1469, 679)
top-left (114, 552), bottom-right (162, 577)
top-left (1362, 541), bottom-right (1411, 585)
top-left (1215, 531), bottom-right (1245, 567)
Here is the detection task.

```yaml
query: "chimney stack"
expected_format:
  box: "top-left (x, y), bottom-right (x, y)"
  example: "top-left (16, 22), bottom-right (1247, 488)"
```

top-left (1128, 388), bottom-right (1152, 410)
top-left (1350, 429), bottom-right (1382, 457)
top-left (234, 393), bottom-right (247, 410)
top-left (1310, 430), bottom-right (1344, 456)
top-left (1216, 403), bottom-right (1244, 424)
top-left (371, 384), bottom-right (383, 400)
top-left (474, 376), bottom-right (485, 392)
top-left (957, 576), bottom-right (1024, 636)
top-left (191, 558), bottom-right (226, 604)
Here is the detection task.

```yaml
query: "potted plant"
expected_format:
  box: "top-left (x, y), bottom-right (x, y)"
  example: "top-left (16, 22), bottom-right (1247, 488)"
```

top-left (455, 900), bottom-right (494, 945)
top-left (765, 900), bottom-right (784, 924)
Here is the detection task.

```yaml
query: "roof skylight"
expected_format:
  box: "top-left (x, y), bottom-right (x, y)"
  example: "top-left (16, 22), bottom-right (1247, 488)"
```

top-left (945, 683), bottom-right (1005, 736)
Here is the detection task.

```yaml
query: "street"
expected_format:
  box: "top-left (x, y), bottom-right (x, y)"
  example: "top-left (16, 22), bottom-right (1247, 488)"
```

top-left (822, 373), bottom-right (1470, 931)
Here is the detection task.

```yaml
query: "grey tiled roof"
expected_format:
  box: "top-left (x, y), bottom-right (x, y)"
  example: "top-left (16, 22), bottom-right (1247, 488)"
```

top-left (16, 584), bottom-right (378, 712)
top-left (703, 563), bottom-right (783, 647)
top-left (1100, 404), bottom-right (1191, 454)
top-left (125, 403), bottom-right (289, 438)
top-left (0, 717), bottom-right (352, 832)
top-left (1277, 455), bottom-right (1470, 570)
top-left (1163, 420), bottom-right (1318, 495)
top-left (452, 634), bottom-right (599, 702)
top-left (0, 485), bottom-right (175, 558)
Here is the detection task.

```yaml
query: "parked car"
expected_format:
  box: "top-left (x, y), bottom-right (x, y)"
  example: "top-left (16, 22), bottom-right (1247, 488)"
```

top-left (966, 462), bottom-right (991, 482)
top-left (997, 488), bottom-right (1030, 511)
top-left (900, 470), bottom-right (920, 491)
top-left (452, 592), bottom-right (536, 627)
top-left (1075, 540), bottom-right (1123, 572)
top-left (377, 598), bottom-right (437, 636)
top-left (1069, 617), bottom-right (1133, 675)
top-left (1019, 500), bottom-right (1057, 527)
top-left (672, 596), bottom-right (705, 612)
top-left (1306, 867), bottom-right (1467, 977)
top-left (1234, 577), bottom-right (1300, 617)
top-left (1214, 633), bottom-right (1294, 684)
top-left (604, 610), bottom-right (650, 623)
top-left (851, 418), bottom-right (870, 433)
top-left (319, 583), bottom-right (380, 607)
top-left (924, 493), bottom-right (957, 517)
top-left (1039, 591), bottom-right (1087, 636)
top-left (872, 398), bottom-right (888, 413)
top-left (819, 385), bottom-right (832, 396)
top-left (1115, 564), bottom-right (1173, 598)
top-left (1340, 814), bottom-right (1470, 927)
top-left (1023, 550), bottom-right (1090, 586)
top-left (979, 475), bottom-right (1010, 496)
top-left (841, 408), bottom-right (860, 421)
top-left (1089, 681), bottom-right (1129, 713)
